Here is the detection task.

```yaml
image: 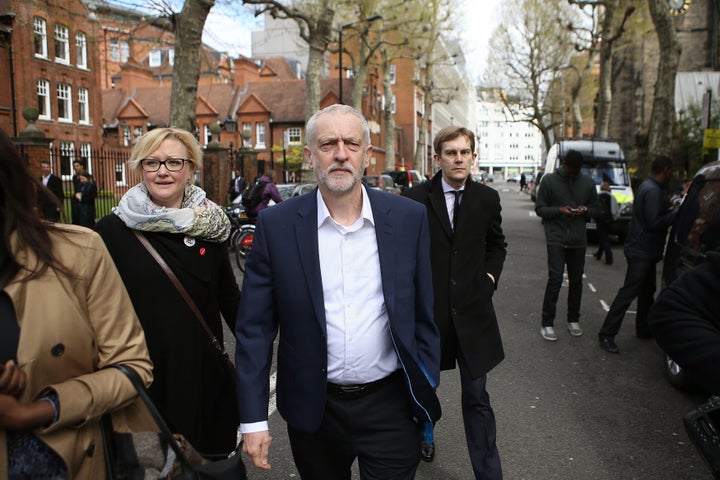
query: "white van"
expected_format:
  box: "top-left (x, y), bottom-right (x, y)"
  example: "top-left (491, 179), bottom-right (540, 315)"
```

top-left (542, 138), bottom-right (634, 241)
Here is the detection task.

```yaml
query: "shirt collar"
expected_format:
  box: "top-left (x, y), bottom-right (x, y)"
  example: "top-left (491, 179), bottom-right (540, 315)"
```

top-left (441, 177), bottom-right (465, 194)
top-left (316, 184), bottom-right (375, 229)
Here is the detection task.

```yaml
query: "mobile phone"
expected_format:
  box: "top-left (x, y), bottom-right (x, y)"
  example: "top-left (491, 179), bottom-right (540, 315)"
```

top-left (570, 208), bottom-right (580, 213)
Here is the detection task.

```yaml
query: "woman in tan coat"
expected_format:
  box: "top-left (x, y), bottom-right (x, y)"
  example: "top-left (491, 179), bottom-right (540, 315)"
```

top-left (0, 128), bottom-right (153, 479)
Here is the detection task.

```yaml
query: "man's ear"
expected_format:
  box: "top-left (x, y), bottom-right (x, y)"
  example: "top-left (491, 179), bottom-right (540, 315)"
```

top-left (303, 146), bottom-right (313, 168)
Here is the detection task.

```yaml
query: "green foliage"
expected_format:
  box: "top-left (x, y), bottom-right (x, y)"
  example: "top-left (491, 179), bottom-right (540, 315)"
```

top-left (674, 100), bottom-right (720, 177)
top-left (285, 145), bottom-right (304, 173)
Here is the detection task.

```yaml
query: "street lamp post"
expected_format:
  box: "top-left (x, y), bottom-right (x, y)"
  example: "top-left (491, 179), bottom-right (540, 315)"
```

top-left (338, 15), bottom-right (382, 105)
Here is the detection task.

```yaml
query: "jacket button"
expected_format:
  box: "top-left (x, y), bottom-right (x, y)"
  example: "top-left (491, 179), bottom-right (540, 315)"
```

top-left (51, 343), bottom-right (65, 356)
top-left (450, 279), bottom-right (457, 286)
top-left (452, 249), bottom-right (459, 255)
top-left (451, 308), bottom-right (457, 316)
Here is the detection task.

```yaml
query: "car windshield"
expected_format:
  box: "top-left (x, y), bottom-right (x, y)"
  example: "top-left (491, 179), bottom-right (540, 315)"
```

top-left (581, 161), bottom-right (629, 186)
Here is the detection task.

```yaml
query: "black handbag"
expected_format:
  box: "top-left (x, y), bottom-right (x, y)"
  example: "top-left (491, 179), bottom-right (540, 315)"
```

top-left (102, 364), bottom-right (247, 480)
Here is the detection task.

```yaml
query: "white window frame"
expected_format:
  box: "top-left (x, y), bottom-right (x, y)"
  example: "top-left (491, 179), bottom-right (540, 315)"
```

top-left (149, 49), bottom-right (162, 67)
top-left (34, 17), bottom-right (48, 58)
top-left (115, 159), bottom-right (128, 187)
top-left (80, 143), bottom-right (92, 175)
top-left (109, 38), bottom-right (119, 62)
top-left (37, 79), bottom-right (51, 120)
top-left (57, 83), bottom-right (72, 122)
top-left (59, 141), bottom-right (75, 181)
top-left (75, 32), bottom-right (87, 69)
top-left (255, 122), bottom-right (266, 148)
top-left (389, 64), bottom-right (396, 85)
top-left (120, 41), bottom-right (129, 63)
top-left (78, 87), bottom-right (90, 125)
top-left (168, 49), bottom-right (174, 66)
top-left (391, 94), bottom-right (397, 114)
top-left (54, 24), bottom-right (70, 65)
top-left (287, 127), bottom-right (302, 145)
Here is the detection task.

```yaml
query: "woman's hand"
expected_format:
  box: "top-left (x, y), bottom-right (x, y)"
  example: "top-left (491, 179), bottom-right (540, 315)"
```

top-left (0, 359), bottom-right (26, 397)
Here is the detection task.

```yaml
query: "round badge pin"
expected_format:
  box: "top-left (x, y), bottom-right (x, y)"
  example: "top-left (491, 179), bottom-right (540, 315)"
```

top-left (183, 236), bottom-right (196, 247)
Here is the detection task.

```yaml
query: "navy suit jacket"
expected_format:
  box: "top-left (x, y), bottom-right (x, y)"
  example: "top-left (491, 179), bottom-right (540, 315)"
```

top-left (234, 186), bottom-right (441, 433)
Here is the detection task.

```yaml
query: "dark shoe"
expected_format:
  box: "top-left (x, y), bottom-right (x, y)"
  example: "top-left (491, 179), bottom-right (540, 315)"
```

top-left (605, 260), bottom-right (613, 265)
top-left (593, 252), bottom-right (601, 260)
top-left (420, 441), bottom-right (435, 462)
top-left (636, 330), bottom-right (653, 339)
top-left (599, 336), bottom-right (620, 353)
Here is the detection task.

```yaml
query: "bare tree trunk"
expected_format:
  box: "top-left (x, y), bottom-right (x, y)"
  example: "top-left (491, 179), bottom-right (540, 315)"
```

top-left (414, 61), bottom-right (433, 172)
top-left (305, 4), bottom-right (335, 121)
top-left (351, 40), bottom-right (370, 110)
top-left (647, 0), bottom-right (681, 157)
top-left (169, 0), bottom-right (215, 131)
top-left (595, 2), bottom-right (616, 138)
top-left (381, 53), bottom-right (396, 170)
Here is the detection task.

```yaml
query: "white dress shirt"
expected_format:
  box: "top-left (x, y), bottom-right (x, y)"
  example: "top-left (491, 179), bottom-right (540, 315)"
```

top-left (442, 177), bottom-right (464, 227)
top-left (239, 186), bottom-right (399, 434)
top-left (317, 186), bottom-right (399, 385)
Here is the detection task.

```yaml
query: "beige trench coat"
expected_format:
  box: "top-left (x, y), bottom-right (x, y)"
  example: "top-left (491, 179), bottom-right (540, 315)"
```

top-left (1, 224), bottom-right (154, 479)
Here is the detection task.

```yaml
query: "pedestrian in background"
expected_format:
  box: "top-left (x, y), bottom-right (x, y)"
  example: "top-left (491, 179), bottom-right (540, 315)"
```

top-left (593, 181), bottom-right (619, 265)
top-left (38, 159), bottom-right (64, 222)
top-left (246, 169), bottom-right (283, 216)
top-left (95, 127), bottom-right (241, 457)
top-left (405, 125), bottom-right (507, 478)
top-left (228, 169), bottom-right (247, 203)
top-left (0, 128), bottom-right (153, 478)
top-left (535, 150), bottom-right (599, 341)
top-left (235, 104), bottom-right (441, 479)
top-left (519, 171), bottom-right (527, 192)
top-left (598, 155), bottom-right (676, 354)
top-left (70, 160), bottom-right (84, 225)
top-left (74, 171), bottom-right (97, 228)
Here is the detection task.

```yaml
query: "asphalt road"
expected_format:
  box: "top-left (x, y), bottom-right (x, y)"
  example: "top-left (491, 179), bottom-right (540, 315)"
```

top-left (227, 182), bottom-right (711, 480)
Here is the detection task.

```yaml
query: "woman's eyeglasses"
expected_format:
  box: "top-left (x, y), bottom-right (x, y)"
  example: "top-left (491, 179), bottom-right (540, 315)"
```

top-left (140, 158), bottom-right (190, 172)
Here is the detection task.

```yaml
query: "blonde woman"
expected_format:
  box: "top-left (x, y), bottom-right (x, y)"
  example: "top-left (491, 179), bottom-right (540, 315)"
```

top-left (95, 127), bottom-right (240, 458)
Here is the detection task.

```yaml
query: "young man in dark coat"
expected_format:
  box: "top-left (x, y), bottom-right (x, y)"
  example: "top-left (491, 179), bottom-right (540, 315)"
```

top-left (535, 150), bottom-right (599, 341)
top-left (598, 155), bottom-right (676, 353)
top-left (39, 160), bottom-right (64, 222)
top-left (405, 126), bottom-right (507, 479)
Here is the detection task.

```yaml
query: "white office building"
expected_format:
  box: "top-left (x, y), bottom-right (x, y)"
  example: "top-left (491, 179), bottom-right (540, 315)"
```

top-left (475, 89), bottom-right (544, 180)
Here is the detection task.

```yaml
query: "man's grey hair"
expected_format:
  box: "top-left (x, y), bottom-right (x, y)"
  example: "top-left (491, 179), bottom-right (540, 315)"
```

top-left (305, 104), bottom-right (371, 147)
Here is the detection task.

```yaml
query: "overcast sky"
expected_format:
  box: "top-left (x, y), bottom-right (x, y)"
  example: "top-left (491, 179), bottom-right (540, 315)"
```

top-left (201, 0), bottom-right (500, 83)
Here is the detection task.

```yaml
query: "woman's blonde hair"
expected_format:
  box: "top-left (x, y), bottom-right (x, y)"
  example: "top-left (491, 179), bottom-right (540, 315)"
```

top-left (128, 127), bottom-right (203, 174)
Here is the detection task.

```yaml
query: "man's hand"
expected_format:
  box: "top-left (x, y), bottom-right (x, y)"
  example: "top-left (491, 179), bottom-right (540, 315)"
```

top-left (559, 205), bottom-right (576, 216)
top-left (243, 430), bottom-right (272, 470)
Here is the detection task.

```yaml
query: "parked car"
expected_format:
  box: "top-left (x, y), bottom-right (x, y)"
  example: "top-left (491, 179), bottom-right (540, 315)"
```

top-left (292, 183), bottom-right (316, 197)
top-left (382, 169), bottom-right (424, 192)
top-left (507, 172), bottom-right (520, 183)
top-left (275, 184), bottom-right (296, 201)
top-left (363, 174), bottom-right (401, 194)
top-left (658, 160), bottom-right (720, 391)
top-left (530, 170), bottom-right (545, 202)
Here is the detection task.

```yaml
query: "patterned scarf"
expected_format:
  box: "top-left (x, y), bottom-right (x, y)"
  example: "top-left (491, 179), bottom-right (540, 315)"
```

top-left (114, 182), bottom-right (230, 242)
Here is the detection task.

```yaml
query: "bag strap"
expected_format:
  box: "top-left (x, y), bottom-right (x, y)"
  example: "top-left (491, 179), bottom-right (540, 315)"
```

top-left (109, 364), bottom-right (196, 473)
top-left (132, 230), bottom-right (234, 371)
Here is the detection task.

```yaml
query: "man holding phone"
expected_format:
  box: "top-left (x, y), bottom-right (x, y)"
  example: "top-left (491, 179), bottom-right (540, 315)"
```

top-left (535, 150), bottom-right (599, 341)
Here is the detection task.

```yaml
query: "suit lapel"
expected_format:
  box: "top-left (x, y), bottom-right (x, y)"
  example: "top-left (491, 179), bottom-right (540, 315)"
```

top-left (294, 192), bottom-right (327, 336)
top-left (367, 190), bottom-right (396, 320)
top-left (429, 180), bottom-right (453, 240)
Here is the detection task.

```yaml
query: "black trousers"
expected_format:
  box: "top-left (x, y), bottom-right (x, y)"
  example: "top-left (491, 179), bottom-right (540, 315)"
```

top-left (599, 258), bottom-right (657, 337)
top-left (541, 245), bottom-right (586, 326)
top-left (288, 373), bottom-right (420, 480)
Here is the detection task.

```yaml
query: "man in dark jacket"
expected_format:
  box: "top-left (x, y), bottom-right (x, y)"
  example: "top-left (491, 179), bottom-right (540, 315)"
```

top-left (598, 155), bottom-right (675, 353)
top-left (648, 249), bottom-right (720, 394)
top-left (39, 160), bottom-right (64, 222)
top-left (535, 150), bottom-right (599, 341)
top-left (405, 126), bottom-right (507, 479)
top-left (228, 169), bottom-right (247, 203)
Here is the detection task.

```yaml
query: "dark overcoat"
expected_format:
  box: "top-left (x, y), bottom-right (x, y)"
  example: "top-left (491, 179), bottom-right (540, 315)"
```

top-left (405, 172), bottom-right (507, 378)
top-left (95, 214), bottom-right (241, 456)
